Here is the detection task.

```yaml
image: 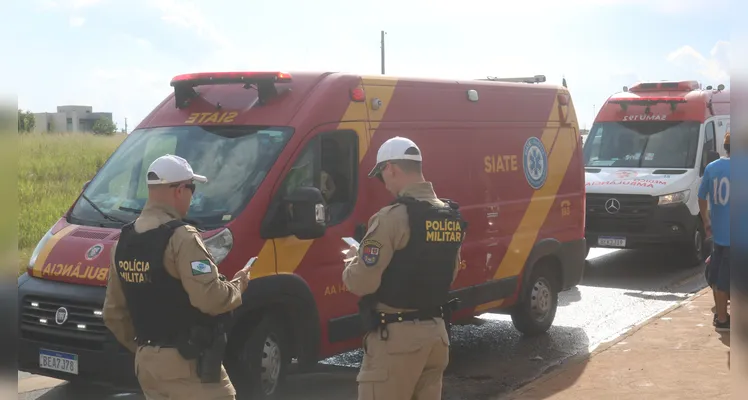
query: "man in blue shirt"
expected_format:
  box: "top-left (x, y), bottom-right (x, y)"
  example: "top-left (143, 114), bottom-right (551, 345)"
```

top-left (698, 132), bottom-right (730, 331)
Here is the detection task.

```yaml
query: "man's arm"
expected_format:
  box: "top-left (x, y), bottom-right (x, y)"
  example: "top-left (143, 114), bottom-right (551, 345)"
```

top-left (102, 242), bottom-right (137, 353)
top-left (171, 226), bottom-right (243, 316)
top-left (698, 167), bottom-right (711, 228)
top-left (342, 206), bottom-right (405, 296)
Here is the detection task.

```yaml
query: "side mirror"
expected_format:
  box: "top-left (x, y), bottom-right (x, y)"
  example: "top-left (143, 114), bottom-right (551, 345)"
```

top-left (284, 186), bottom-right (327, 240)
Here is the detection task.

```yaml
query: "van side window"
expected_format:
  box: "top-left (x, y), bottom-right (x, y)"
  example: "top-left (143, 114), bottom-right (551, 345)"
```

top-left (320, 130), bottom-right (358, 225)
top-left (273, 130), bottom-right (358, 229)
top-left (703, 121), bottom-right (716, 167)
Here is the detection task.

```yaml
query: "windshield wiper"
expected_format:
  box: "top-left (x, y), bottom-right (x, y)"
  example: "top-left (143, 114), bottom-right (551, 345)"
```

top-left (79, 194), bottom-right (128, 224)
top-left (119, 206), bottom-right (204, 231)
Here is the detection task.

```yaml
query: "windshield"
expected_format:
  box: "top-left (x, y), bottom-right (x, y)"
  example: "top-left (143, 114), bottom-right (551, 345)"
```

top-left (583, 121), bottom-right (701, 169)
top-left (69, 125), bottom-right (294, 230)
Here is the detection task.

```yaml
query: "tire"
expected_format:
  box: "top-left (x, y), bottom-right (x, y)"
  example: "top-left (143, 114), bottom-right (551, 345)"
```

top-left (228, 313), bottom-right (291, 400)
top-left (585, 243), bottom-right (591, 258)
top-left (510, 262), bottom-right (559, 336)
top-left (683, 217), bottom-right (709, 267)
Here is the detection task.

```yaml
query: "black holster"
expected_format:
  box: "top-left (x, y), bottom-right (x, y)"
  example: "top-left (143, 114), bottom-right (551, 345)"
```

top-left (176, 326), bottom-right (211, 360)
top-left (357, 295), bottom-right (379, 332)
top-left (176, 319), bottom-right (229, 384)
top-left (197, 325), bottom-right (227, 384)
top-left (443, 298), bottom-right (460, 322)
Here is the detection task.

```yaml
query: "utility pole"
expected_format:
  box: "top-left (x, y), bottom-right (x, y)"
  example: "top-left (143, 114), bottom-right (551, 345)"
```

top-left (380, 30), bottom-right (386, 75)
top-left (124, 117), bottom-right (128, 134)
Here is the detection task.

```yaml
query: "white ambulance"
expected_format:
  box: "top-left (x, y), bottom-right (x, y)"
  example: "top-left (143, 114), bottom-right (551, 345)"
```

top-left (582, 80), bottom-right (730, 264)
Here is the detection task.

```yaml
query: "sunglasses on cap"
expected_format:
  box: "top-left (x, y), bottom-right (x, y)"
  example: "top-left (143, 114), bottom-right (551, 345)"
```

top-left (170, 182), bottom-right (196, 193)
top-left (370, 162), bottom-right (390, 183)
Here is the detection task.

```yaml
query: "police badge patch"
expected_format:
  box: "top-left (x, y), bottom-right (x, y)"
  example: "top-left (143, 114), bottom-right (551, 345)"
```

top-left (360, 240), bottom-right (382, 267)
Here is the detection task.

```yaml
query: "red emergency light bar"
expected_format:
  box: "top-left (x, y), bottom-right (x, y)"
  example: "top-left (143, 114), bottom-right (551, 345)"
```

top-left (169, 71), bottom-right (293, 109)
top-left (628, 80), bottom-right (699, 93)
top-left (608, 96), bottom-right (687, 112)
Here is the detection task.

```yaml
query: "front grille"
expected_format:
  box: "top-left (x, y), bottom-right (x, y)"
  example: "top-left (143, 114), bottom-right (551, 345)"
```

top-left (21, 295), bottom-right (108, 351)
top-left (586, 193), bottom-right (657, 233)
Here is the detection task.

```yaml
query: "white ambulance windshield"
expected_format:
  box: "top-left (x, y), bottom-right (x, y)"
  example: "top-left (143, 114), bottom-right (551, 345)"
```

top-left (583, 121), bottom-right (700, 169)
top-left (68, 125), bottom-right (294, 230)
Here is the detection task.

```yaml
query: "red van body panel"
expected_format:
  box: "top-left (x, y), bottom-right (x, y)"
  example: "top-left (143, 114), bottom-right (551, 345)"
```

top-left (19, 71), bottom-right (586, 386)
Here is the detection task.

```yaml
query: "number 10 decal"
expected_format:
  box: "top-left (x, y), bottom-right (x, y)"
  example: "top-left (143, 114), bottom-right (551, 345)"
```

top-left (712, 177), bottom-right (730, 206)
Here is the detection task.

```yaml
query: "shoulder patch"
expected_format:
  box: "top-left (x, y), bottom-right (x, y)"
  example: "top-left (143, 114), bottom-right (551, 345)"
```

top-left (361, 240), bottom-right (383, 267)
top-left (361, 238), bottom-right (383, 247)
top-left (190, 260), bottom-right (212, 276)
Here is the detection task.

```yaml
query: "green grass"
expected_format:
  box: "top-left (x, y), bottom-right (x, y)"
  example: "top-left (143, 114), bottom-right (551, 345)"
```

top-left (18, 132), bottom-right (125, 273)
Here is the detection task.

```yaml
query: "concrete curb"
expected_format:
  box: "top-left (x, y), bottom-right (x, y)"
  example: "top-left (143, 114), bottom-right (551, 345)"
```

top-left (502, 286), bottom-right (711, 399)
top-left (17, 375), bottom-right (66, 394)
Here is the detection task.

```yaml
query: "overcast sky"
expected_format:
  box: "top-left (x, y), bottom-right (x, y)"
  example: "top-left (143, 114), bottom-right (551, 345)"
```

top-left (3, 0), bottom-right (735, 132)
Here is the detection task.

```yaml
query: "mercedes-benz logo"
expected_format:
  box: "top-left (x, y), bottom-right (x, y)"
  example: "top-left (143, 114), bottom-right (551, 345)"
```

top-left (55, 307), bottom-right (69, 325)
top-left (605, 198), bottom-right (621, 214)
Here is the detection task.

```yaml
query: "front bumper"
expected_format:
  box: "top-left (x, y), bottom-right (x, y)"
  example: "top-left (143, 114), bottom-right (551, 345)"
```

top-left (17, 273), bottom-right (139, 390)
top-left (585, 193), bottom-right (696, 249)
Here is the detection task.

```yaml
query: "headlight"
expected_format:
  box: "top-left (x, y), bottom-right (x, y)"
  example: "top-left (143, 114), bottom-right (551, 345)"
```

top-left (28, 228), bottom-right (54, 269)
top-left (203, 228), bottom-right (233, 265)
top-left (658, 189), bottom-right (690, 206)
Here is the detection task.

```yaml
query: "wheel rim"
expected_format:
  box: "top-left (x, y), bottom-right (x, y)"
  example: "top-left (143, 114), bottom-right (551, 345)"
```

top-left (260, 334), bottom-right (282, 395)
top-left (530, 279), bottom-right (552, 322)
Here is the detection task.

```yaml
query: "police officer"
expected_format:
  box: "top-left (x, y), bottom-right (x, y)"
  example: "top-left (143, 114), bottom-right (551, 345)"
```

top-left (342, 137), bottom-right (467, 400)
top-left (103, 154), bottom-right (250, 400)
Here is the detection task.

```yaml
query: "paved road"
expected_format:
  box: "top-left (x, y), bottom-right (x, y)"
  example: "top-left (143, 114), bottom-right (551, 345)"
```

top-left (19, 247), bottom-right (708, 400)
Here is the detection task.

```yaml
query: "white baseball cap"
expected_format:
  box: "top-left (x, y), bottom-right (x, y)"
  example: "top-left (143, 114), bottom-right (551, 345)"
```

top-left (368, 136), bottom-right (423, 177)
top-left (146, 154), bottom-right (208, 185)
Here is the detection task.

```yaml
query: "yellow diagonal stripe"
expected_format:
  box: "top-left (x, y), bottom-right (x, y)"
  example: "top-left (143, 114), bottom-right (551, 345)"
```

top-left (475, 92), bottom-right (578, 313)
top-left (494, 92), bottom-right (578, 281)
top-left (31, 225), bottom-right (78, 277)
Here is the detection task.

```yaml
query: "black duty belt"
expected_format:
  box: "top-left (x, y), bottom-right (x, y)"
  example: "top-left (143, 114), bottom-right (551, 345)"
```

top-left (374, 307), bottom-right (446, 325)
top-left (369, 306), bottom-right (451, 342)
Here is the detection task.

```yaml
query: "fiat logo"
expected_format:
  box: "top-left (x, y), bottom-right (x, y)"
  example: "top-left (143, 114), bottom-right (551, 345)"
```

top-left (55, 307), bottom-right (69, 325)
top-left (605, 198), bottom-right (621, 214)
top-left (85, 244), bottom-right (104, 261)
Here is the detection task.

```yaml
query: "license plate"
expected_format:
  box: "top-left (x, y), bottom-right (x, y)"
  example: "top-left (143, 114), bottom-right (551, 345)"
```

top-left (598, 236), bottom-right (627, 247)
top-left (39, 349), bottom-right (79, 375)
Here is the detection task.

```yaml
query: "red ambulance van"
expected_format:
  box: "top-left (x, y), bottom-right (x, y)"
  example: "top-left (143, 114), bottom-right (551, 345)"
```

top-left (18, 71), bottom-right (586, 398)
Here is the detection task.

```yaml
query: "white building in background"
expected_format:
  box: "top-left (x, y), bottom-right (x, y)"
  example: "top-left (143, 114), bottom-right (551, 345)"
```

top-left (33, 105), bottom-right (113, 133)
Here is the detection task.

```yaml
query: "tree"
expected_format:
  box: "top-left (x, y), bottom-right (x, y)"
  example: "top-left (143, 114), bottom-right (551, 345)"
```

top-left (24, 111), bottom-right (35, 132)
top-left (92, 117), bottom-right (117, 135)
top-left (17, 109), bottom-right (35, 133)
